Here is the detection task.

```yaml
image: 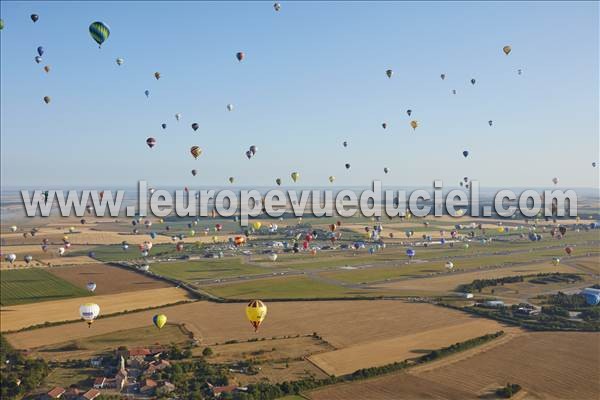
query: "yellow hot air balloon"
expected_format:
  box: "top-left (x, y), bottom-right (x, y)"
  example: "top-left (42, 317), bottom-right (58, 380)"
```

top-left (503, 45), bottom-right (512, 55)
top-left (246, 300), bottom-right (267, 331)
top-left (410, 120), bottom-right (418, 130)
top-left (252, 221), bottom-right (262, 230)
top-left (497, 226), bottom-right (504, 233)
top-left (552, 257), bottom-right (560, 266)
top-left (291, 172), bottom-right (299, 182)
top-left (329, 176), bottom-right (335, 183)
top-left (79, 303), bottom-right (100, 327)
top-left (153, 314), bottom-right (167, 329)
top-left (212, 236), bottom-right (218, 243)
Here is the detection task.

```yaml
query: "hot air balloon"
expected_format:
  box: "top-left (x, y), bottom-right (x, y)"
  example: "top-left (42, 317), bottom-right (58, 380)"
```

top-left (329, 176), bottom-right (335, 183)
top-left (252, 221), bottom-right (262, 230)
top-left (24, 255), bottom-right (33, 264)
top-left (343, 141), bottom-right (348, 147)
top-left (410, 120), bottom-right (418, 130)
top-left (153, 314), bottom-right (167, 329)
top-left (246, 300), bottom-right (267, 332)
top-left (89, 21), bottom-right (110, 48)
top-left (9, 225), bottom-right (17, 232)
top-left (382, 122), bottom-right (387, 130)
top-left (593, 162), bottom-right (597, 167)
top-left (44, 65), bottom-right (50, 73)
top-left (79, 303), bottom-right (100, 327)
top-left (154, 72), bottom-right (161, 80)
top-left (452, 89), bottom-right (457, 95)
top-left (249, 145), bottom-right (257, 155)
top-left (58, 247), bottom-right (66, 256)
top-left (86, 282), bottom-right (97, 292)
top-left (245, 150), bottom-right (252, 160)
top-left (31, 14), bottom-right (39, 23)
top-left (236, 52), bottom-right (244, 62)
top-left (445, 261), bottom-right (454, 270)
top-left (552, 177), bottom-right (559, 185)
top-left (35, 56), bottom-right (42, 64)
top-left (268, 253), bottom-right (278, 261)
top-left (462, 150), bottom-right (469, 158)
top-left (406, 109), bottom-right (412, 117)
top-left (175, 113), bottom-right (182, 121)
top-left (43, 96), bottom-right (51, 104)
top-left (144, 90), bottom-right (150, 98)
top-left (291, 172), bottom-right (299, 182)
top-left (552, 257), bottom-right (560, 266)
top-left (146, 137), bottom-right (156, 148)
top-left (565, 246), bottom-right (572, 255)
top-left (517, 69), bottom-right (522, 75)
top-left (274, 2), bottom-right (281, 11)
top-left (161, 123), bottom-right (167, 130)
top-left (191, 169), bottom-right (198, 176)
top-left (116, 57), bottom-right (124, 66)
top-left (191, 146), bottom-right (202, 159)
top-left (227, 104), bottom-right (234, 111)
top-left (488, 120), bottom-right (493, 127)
top-left (386, 69), bottom-right (393, 78)
top-left (470, 78), bottom-right (476, 85)
top-left (191, 123), bottom-right (199, 132)
top-left (345, 163), bottom-right (351, 170)
top-left (6, 254), bottom-right (17, 264)
top-left (503, 45), bottom-right (512, 55)
top-left (275, 178), bottom-right (282, 186)
top-left (440, 73), bottom-right (446, 80)
top-left (37, 46), bottom-right (44, 56)
top-left (583, 292), bottom-right (600, 306)
top-left (406, 249), bottom-right (415, 259)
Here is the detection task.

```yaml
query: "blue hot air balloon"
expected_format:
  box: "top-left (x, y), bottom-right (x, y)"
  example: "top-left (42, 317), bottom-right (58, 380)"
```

top-left (583, 293), bottom-right (600, 306)
top-left (406, 249), bottom-right (415, 259)
top-left (462, 150), bottom-right (469, 158)
top-left (144, 90), bottom-right (150, 98)
top-left (37, 46), bottom-right (44, 56)
top-left (150, 232), bottom-right (157, 239)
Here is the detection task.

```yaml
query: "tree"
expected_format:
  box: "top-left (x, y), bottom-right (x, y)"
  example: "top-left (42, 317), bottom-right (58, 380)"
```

top-left (202, 347), bottom-right (213, 357)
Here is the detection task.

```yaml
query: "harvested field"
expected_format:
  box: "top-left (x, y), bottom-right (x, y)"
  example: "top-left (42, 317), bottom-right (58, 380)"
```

top-left (234, 359), bottom-right (328, 385)
top-left (6, 301), bottom-right (497, 352)
top-left (202, 336), bottom-right (334, 364)
top-left (1, 287), bottom-right (194, 332)
top-left (307, 332), bottom-right (600, 400)
top-left (32, 324), bottom-right (190, 362)
top-left (308, 319), bottom-right (506, 376)
top-left (48, 263), bottom-right (171, 294)
top-left (372, 262), bottom-right (580, 294)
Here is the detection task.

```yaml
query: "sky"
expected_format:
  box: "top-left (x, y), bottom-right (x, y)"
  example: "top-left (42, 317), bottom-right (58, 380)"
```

top-left (1, 1), bottom-right (598, 189)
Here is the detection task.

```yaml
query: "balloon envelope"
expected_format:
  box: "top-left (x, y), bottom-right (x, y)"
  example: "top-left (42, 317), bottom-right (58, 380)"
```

top-left (153, 314), bottom-right (167, 329)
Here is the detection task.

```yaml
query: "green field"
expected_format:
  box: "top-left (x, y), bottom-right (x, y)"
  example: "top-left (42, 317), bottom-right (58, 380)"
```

top-left (0, 269), bottom-right (91, 306)
top-left (202, 275), bottom-right (390, 299)
top-left (150, 258), bottom-right (269, 281)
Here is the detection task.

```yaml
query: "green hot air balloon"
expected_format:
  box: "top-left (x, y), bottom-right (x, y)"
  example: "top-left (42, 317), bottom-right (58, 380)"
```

top-left (89, 21), bottom-right (110, 48)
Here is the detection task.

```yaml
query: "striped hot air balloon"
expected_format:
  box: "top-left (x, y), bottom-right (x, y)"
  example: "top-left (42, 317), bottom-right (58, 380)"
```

top-left (89, 21), bottom-right (110, 48)
top-left (190, 146), bottom-right (202, 159)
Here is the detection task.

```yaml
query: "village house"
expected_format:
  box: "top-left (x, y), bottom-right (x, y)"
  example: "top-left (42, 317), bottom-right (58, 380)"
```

top-left (139, 378), bottom-right (158, 396)
top-left (79, 389), bottom-right (101, 400)
top-left (144, 359), bottom-right (171, 376)
top-left (45, 386), bottom-right (65, 399)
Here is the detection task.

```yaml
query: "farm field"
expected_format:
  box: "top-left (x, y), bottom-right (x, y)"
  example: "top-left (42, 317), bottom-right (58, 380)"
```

top-left (1, 286), bottom-right (194, 332)
top-left (371, 261), bottom-right (582, 294)
top-left (31, 324), bottom-right (190, 362)
top-left (48, 263), bottom-right (172, 294)
top-left (201, 335), bottom-right (334, 364)
top-left (5, 301), bottom-right (493, 351)
top-left (150, 258), bottom-right (269, 282)
top-left (307, 332), bottom-right (600, 400)
top-left (308, 319), bottom-right (507, 376)
top-left (0, 268), bottom-right (90, 306)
